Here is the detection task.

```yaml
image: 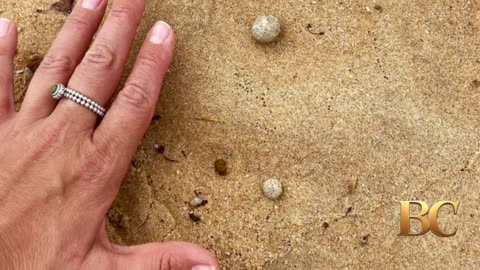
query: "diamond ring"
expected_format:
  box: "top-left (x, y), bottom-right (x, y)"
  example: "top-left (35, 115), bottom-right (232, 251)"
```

top-left (51, 84), bottom-right (106, 117)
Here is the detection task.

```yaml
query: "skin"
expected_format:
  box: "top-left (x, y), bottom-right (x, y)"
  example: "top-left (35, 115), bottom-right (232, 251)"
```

top-left (0, 0), bottom-right (219, 269)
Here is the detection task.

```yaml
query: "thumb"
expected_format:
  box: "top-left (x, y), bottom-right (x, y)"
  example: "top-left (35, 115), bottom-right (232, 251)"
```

top-left (111, 241), bottom-right (219, 270)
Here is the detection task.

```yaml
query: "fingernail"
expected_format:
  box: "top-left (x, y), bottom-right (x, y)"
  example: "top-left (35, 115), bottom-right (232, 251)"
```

top-left (149, 21), bottom-right (171, 45)
top-left (82, 0), bottom-right (102, 10)
top-left (0, 19), bottom-right (11, 38)
top-left (191, 265), bottom-right (215, 270)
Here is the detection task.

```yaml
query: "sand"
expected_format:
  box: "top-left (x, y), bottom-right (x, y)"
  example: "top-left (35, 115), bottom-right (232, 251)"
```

top-left (3, 0), bottom-right (480, 269)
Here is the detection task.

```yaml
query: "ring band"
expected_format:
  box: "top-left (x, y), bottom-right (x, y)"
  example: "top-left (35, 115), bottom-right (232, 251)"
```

top-left (51, 84), bottom-right (106, 117)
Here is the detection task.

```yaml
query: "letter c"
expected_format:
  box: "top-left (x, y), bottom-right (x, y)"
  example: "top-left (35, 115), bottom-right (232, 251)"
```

top-left (429, 201), bottom-right (460, 237)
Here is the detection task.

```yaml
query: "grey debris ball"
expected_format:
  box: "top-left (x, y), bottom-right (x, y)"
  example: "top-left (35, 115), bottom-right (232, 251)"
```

top-left (262, 178), bottom-right (283, 200)
top-left (252, 15), bottom-right (281, 44)
top-left (190, 197), bottom-right (203, 207)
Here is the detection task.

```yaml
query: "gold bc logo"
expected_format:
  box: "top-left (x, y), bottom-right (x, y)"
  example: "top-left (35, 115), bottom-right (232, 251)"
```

top-left (399, 201), bottom-right (460, 237)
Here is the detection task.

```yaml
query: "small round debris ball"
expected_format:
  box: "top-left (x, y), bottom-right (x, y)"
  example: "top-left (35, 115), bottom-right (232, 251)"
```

top-left (214, 159), bottom-right (227, 175)
top-left (252, 16), bottom-right (281, 44)
top-left (262, 178), bottom-right (283, 199)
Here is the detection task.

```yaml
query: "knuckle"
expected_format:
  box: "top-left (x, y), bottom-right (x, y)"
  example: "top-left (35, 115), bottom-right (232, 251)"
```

top-left (109, 5), bottom-right (141, 25)
top-left (66, 15), bottom-right (90, 30)
top-left (137, 54), bottom-right (160, 70)
top-left (38, 119), bottom-right (68, 147)
top-left (0, 72), bottom-right (12, 88)
top-left (78, 143), bottom-right (114, 182)
top-left (39, 54), bottom-right (76, 75)
top-left (83, 43), bottom-right (117, 69)
top-left (118, 81), bottom-right (154, 110)
top-left (0, 46), bottom-right (11, 57)
top-left (158, 254), bottom-right (175, 270)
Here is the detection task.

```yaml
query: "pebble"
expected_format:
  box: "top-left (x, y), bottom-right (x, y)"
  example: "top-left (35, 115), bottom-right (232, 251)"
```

top-left (252, 15), bottom-right (281, 44)
top-left (262, 178), bottom-right (283, 199)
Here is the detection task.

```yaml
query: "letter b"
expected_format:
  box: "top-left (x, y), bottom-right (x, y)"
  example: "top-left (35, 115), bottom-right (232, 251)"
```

top-left (399, 201), bottom-right (430, 236)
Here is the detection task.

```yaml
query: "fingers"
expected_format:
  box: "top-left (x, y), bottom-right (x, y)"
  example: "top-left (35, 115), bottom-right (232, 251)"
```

top-left (20, 0), bottom-right (108, 119)
top-left (112, 241), bottom-right (219, 270)
top-left (93, 22), bottom-right (175, 166)
top-left (0, 19), bottom-right (17, 121)
top-left (54, 0), bottom-right (146, 128)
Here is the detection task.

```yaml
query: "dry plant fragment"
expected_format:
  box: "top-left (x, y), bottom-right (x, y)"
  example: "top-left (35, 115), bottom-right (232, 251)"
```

top-left (26, 55), bottom-right (43, 73)
top-left (306, 24), bottom-right (325, 36)
top-left (374, 5), bottom-right (383, 12)
top-left (189, 213), bottom-right (201, 223)
top-left (154, 144), bottom-right (178, 163)
top-left (52, 0), bottom-right (75, 14)
top-left (466, 149), bottom-right (480, 170)
top-left (190, 193), bottom-right (208, 208)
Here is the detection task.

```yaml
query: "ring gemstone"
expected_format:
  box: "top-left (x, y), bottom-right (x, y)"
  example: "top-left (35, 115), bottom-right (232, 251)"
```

top-left (50, 83), bottom-right (106, 117)
top-left (51, 84), bottom-right (64, 100)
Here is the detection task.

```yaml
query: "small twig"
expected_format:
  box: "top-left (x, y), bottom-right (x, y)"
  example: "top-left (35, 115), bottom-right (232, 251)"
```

top-left (333, 206), bottom-right (354, 222)
top-left (306, 24), bottom-right (325, 36)
top-left (467, 150), bottom-right (480, 170)
top-left (322, 222), bottom-right (329, 236)
top-left (193, 117), bottom-right (224, 123)
top-left (189, 213), bottom-right (201, 223)
top-left (137, 200), bottom-right (154, 232)
top-left (154, 144), bottom-right (179, 163)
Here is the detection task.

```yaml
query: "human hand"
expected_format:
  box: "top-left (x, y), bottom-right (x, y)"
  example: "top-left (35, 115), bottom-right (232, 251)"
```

top-left (0, 0), bottom-right (218, 269)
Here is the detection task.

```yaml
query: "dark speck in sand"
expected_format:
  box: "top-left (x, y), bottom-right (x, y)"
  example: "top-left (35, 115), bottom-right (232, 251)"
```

top-left (374, 5), bottom-right (383, 12)
top-left (361, 234), bottom-right (370, 246)
top-left (189, 213), bottom-right (201, 223)
top-left (151, 115), bottom-right (161, 122)
top-left (472, 79), bottom-right (480, 88)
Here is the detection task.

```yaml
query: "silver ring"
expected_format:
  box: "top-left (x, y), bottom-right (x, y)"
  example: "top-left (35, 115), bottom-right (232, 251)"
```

top-left (51, 84), bottom-right (106, 117)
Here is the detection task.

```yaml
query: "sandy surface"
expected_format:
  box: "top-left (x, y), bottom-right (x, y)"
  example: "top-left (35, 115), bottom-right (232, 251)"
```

top-left (3, 0), bottom-right (480, 268)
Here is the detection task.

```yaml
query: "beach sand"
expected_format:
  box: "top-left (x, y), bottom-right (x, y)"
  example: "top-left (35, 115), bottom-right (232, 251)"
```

top-left (3, 0), bottom-right (480, 268)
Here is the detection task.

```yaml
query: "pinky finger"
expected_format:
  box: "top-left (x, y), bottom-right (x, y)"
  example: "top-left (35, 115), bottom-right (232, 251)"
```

top-left (0, 18), bottom-right (17, 121)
